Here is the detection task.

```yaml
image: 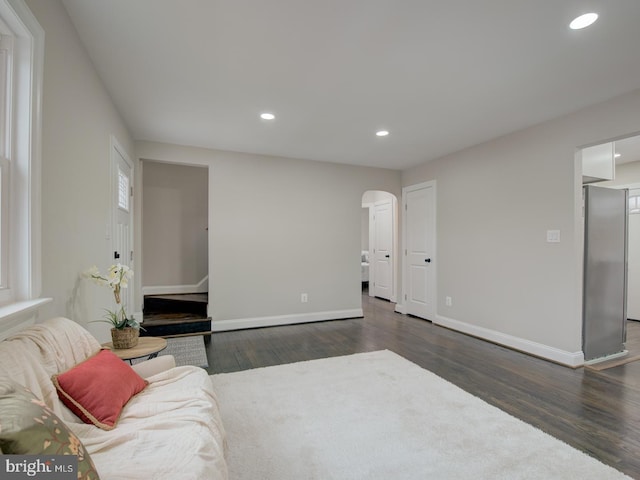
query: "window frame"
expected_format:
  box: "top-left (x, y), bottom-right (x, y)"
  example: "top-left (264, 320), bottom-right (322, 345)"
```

top-left (118, 165), bottom-right (130, 213)
top-left (0, 157), bottom-right (8, 296)
top-left (0, 32), bottom-right (12, 297)
top-left (0, 0), bottom-right (44, 313)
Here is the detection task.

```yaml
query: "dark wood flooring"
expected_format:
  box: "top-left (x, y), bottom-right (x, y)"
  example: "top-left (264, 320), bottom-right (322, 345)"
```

top-left (206, 294), bottom-right (640, 479)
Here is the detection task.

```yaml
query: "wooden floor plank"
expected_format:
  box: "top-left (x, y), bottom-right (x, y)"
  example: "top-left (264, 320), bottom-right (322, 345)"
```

top-left (206, 294), bottom-right (640, 478)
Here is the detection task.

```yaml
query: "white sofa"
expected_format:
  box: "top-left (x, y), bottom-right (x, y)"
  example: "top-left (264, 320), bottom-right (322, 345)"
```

top-left (0, 317), bottom-right (227, 479)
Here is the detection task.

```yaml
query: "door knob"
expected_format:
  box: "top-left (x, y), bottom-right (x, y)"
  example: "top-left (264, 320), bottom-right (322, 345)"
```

top-left (425, 258), bottom-right (431, 263)
top-left (114, 251), bottom-right (120, 259)
top-left (385, 254), bottom-right (390, 258)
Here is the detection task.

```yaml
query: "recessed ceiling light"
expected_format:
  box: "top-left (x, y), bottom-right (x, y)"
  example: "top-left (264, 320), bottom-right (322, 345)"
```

top-left (569, 13), bottom-right (598, 30)
top-left (615, 153), bottom-right (621, 158)
top-left (260, 113), bottom-right (275, 120)
top-left (376, 130), bottom-right (389, 137)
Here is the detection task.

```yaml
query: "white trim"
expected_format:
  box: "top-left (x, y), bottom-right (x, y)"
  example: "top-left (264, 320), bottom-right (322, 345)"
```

top-left (0, 296), bottom-right (50, 321)
top-left (574, 151), bottom-right (585, 364)
top-left (0, 158), bottom-right (9, 296)
top-left (211, 308), bottom-right (363, 332)
top-left (0, 0), bottom-right (43, 312)
top-left (142, 276), bottom-right (209, 296)
top-left (394, 303), bottom-right (407, 314)
top-left (368, 205), bottom-right (374, 297)
top-left (388, 195), bottom-right (398, 303)
top-left (434, 313), bottom-right (585, 367)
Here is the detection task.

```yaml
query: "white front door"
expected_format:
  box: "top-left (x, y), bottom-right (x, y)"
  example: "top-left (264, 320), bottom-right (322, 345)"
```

top-left (404, 182), bottom-right (435, 319)
top-left (373, 200), bottom-right (393, 300)
top-left (112, 138), bottom-right (133, 312)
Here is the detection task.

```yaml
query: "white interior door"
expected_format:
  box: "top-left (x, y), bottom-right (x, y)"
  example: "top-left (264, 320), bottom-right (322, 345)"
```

top-left (373, 200), bottom-right (393, 300)
top-left (112, 139), bottom-right (133, 312)
top-left (404, 182), bottom-right (435, 319)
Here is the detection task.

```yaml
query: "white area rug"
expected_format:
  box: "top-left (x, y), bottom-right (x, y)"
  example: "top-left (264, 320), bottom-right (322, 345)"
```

top-left (211, 350), bottom-right (630, 480)
top-left (160, 335), bottom-right (208, 368)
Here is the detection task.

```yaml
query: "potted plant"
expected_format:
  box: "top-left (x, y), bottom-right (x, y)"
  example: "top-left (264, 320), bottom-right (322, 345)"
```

top-left (84, 264), bottom-right (141, 349)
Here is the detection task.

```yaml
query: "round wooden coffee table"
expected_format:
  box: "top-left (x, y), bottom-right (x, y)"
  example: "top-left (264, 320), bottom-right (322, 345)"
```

top-left (102, 337), bottom-right (167, 363)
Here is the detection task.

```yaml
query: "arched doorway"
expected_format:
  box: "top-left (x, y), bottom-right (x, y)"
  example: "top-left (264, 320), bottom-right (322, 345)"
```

top-left (361, 190), bottom-right (398, 303)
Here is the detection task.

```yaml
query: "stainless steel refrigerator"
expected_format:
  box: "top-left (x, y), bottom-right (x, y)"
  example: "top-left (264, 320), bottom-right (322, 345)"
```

top-left (583, 185), bottom-right (628, 361)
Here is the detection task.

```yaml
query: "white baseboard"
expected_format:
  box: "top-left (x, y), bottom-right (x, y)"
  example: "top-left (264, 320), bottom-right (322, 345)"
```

top-left (434, 314), bottom-right (585, 368)
top-left (212, 308), bottom-right (364, 332)
top-left (143, 276), bottom-right (208, 296)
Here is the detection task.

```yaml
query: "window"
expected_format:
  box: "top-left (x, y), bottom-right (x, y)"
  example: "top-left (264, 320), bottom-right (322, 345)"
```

top-left (118, 167), bottom-right (130, 212)
top-left (630, 195), bottom-right (640, 215)
top-left (0, 0), bottom-right (44, 311)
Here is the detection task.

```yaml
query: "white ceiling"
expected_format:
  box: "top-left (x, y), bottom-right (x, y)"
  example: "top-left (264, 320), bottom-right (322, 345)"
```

top-left (61, 0), bottom-right (640, 170)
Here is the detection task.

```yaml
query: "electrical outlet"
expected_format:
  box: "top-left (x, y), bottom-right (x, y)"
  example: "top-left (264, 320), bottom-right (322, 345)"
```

top-left (445, 296), bottom-right (452, 307)
top-left (301, 293), bottom-right (308, 303)
top-left (546, 230), bottom-right (561, 243)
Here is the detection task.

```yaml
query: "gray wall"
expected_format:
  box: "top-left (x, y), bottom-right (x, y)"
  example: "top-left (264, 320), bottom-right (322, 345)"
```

top-left (24, 0), bottom-right (640, 361)
top-left (142, 161), bottom-right (208, 288)
top-left (402, 87), bottom-right (640, 363)
top-left (26, 0), bottom-right (135, 343)
top-left (361, 209), bottom-right (369, 252)
top-left (137, 142), bottom-right (401, 325)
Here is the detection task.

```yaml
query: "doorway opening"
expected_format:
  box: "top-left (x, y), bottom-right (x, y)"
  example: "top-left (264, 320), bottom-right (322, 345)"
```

top-left (361, 191), bottom-right (398, 303)
top-left (140, 160), bottom-right (211, 337)
top-left (580, 133), bottom-right (640, 361)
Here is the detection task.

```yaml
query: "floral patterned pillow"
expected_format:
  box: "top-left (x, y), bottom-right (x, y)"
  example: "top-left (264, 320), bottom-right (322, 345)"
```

top-left (0, 379), bottom-right (100, 480)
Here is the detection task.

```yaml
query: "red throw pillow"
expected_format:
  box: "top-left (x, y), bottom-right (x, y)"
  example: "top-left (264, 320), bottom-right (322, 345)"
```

top-left (52, 349), bottom-right (147, 430)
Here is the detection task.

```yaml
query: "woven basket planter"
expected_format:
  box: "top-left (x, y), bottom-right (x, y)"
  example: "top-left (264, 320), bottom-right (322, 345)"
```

top-left (111, 327), bottom-right (139, 349)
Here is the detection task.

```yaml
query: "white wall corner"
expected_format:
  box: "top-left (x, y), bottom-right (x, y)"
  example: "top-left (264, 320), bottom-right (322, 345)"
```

top-left (211, 308), bottom-right (363, 332)
top-left (434, 314), bottom-right (585, 368)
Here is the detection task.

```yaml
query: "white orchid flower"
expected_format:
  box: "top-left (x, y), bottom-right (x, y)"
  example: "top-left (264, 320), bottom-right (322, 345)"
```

top-left (82, 264), bottom-right (136, 327)
top-left (82, 265), bottom-right (109, 286)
